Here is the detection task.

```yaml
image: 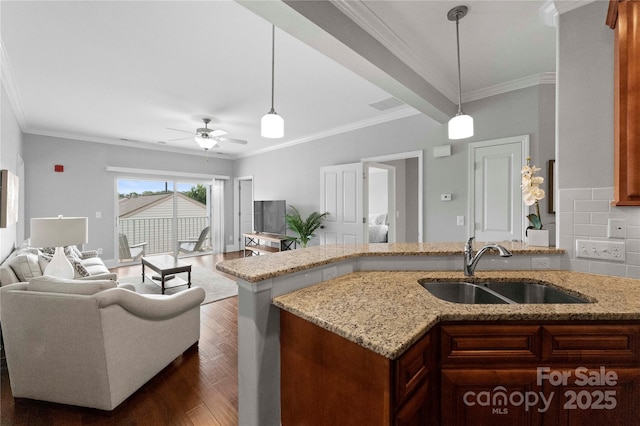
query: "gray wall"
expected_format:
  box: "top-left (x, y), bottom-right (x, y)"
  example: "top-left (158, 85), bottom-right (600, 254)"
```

top-left (557, 1), bottom-right (640, 278)
top-left (0, 83), bottom-right (24, 260)
top-left (236, 84), bottom-right (556, 243)
top-left (558, 1), bottom-right (614, 189)
top-left (22, 134), bottom-right (234, 263)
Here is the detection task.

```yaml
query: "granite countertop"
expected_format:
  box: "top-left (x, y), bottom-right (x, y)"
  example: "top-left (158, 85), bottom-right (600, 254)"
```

top-left (272, 270), bottom-right (640, 360)
top-left (216, 242), bottom-right (563, 283)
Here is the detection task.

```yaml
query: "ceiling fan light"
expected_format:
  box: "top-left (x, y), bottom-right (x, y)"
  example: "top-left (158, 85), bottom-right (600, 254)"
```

top-left (194, 135), bottom-right (216, 150)
top-left (261, 110), bottom-right (284, 138)
top-left (448, 113), bottom-right (474, 140)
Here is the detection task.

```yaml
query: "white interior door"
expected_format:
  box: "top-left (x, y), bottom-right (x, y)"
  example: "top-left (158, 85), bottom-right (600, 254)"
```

top-left (319, 163), bottom-right (364, 245)
top-left (469, 135), bottom-right (529, 242)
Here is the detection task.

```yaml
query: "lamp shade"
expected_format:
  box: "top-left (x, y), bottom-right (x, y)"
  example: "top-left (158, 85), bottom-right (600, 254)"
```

top-left (448, 113), bottom-right (474, 140)
top-left (194, 135), bottom-right (217, 150)
top-left (30, 216), bottom-right (88, 248)
top-left (261, 111), bottom-right (284, 138)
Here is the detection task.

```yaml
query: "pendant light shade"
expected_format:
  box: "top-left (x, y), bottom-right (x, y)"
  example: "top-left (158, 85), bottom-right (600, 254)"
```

top-left (448, 113), bottom-right (474, 140)
top-left (261, 110), bottom-right (284, 138)
top-left (447, 5), bottom-right (474, 140)
top-left (261, 25), bottom-right (284, 139)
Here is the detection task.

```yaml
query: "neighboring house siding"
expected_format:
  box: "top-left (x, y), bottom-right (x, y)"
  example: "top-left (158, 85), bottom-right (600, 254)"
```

top-left (125, 197), bottom-right (206, 219)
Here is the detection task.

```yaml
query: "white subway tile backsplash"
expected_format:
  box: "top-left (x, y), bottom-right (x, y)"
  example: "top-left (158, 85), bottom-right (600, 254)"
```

top-left (589, 224), bottom-right (607, 238)
top-left (627, 239), bottom-right (640, 253)
top-left (628, 226), bottom-right (640, 240)
top-left (559, 188), bottom-right (592, 212)
top-left (590, 212), bottom-right (610, 225)
top-left (590, 261), bottom-right (628, 277)
top-left (592, 187), bottom-right (614, 200)
top-left (574, 212), bottom-right (591, 224)
top-left (626, 209), bottom-right (640, 225)
top-left (574, 200), bottom-right (610, 212)
top-left (558, 187), bottom-right (640, 278)
top-left (627, 252), bottom-right (640, 266)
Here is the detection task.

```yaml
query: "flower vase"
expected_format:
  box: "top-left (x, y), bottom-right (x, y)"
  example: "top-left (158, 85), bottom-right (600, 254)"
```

top-left (527, 229), bottom-right (549, 247)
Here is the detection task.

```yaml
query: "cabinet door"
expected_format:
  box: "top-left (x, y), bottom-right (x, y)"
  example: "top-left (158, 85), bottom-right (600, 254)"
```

top-left (394, 382), bottom-right (430, 426)
top-left (441, 369), bottom-right (542, 426)
top-left (541, 367), bottom-right (640, 426)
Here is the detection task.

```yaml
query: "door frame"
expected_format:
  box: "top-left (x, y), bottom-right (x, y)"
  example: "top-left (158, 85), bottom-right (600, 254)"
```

top-left (233, 176), bottom-right (254, 252)
top-left (467, 135), bottom-right (529, 241)
top-left (362, 150), bottom-right (423, 242)
top-left (364, 162), bottom-right (397, 243)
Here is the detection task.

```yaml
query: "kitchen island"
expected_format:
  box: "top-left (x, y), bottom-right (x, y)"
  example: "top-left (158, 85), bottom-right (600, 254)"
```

top-left (217, 241), bottom-right (570, 425)
top-left (274, 270), bottom-right (640, 425)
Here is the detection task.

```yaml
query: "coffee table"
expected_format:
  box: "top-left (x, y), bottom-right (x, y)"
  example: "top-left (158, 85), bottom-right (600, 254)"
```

top-left (141, 254), bottom-right (192, 294)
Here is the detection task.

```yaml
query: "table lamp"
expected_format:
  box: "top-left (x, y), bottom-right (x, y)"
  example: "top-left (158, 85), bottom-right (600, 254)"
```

top-left (30, 216), bottom-right (88, 279)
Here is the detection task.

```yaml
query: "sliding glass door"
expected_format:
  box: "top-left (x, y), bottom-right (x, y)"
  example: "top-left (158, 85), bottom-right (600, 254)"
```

top-left (117, 178), bottom-right (212, 264)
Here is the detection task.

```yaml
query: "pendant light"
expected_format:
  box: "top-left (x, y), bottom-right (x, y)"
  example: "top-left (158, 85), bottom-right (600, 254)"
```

top-left (447, 5), bottom-right (474, 140)
top-left (261, 25), bottom-right (284, 138)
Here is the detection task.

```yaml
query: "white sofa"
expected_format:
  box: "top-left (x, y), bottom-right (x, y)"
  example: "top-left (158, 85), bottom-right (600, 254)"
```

top-left (0, 276), bottom-right (205, 410)
top-left (0, 244), bottom-right (116, 285)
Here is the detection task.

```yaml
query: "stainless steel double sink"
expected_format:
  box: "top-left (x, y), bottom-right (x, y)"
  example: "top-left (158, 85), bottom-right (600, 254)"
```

top-left (419, 279), bottom-right (590, 304)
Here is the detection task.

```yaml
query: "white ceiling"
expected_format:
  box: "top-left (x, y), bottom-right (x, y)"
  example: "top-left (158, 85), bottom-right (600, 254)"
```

top-left (0, 1), bottom-right (567, 159)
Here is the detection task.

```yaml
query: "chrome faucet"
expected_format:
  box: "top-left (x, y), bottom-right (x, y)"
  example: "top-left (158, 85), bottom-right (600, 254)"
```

top-left (464, 237), bottom-right (513, 276)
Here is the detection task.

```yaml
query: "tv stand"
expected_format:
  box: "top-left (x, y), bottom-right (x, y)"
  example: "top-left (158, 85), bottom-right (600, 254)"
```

top-left (243, 233), bottom-right (297, 257)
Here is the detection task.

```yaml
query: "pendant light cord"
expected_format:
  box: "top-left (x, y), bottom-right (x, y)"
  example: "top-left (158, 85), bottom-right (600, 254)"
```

top-left (270, 25), bottom-right (276, 113)
top-left (455, 16), bottom-right (463, 114)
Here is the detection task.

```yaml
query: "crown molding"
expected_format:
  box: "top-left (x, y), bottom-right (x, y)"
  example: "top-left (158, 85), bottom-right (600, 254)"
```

top-left (0, 38), bottom-right (28, 130)
top-left (464, 72), bottom-right (556, 103)
top-left (236, 106), bottom-right (421, 159)
top-left (554, 0), bottom-right (597, 16)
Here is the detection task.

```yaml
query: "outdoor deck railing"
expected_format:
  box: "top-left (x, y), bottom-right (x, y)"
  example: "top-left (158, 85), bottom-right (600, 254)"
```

top-left (119, 216), bottom-right (210, 256)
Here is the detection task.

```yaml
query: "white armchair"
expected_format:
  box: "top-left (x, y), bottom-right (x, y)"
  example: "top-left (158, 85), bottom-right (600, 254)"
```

top-left (0, 276), bottom-right (205, 410)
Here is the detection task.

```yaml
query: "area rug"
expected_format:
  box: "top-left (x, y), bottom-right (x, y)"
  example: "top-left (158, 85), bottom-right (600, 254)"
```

top-left (118, 266), bottom-right (238, 305)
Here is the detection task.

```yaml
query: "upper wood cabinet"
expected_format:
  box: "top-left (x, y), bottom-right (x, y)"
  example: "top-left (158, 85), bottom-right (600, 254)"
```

top-left (607, 0), bottom-right (640, 206)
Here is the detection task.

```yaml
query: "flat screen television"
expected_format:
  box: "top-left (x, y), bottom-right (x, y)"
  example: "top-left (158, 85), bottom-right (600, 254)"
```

top-left (254, 200), bottom-right (286, 235)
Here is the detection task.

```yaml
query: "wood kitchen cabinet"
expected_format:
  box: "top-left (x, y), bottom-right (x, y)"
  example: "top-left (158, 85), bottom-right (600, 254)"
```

top-left (607, 0), bottom-right (640, 205)
top-left (280, 310), bottom-right (437, 426)
top-left (280, 315), bottom-right (640, 425)
top-left (440, 322), bottom-right (640, 426)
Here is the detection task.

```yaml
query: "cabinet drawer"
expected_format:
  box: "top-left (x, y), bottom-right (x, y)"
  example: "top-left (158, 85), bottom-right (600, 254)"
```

top-left (543, 324), bottom-right (640, 365)
top-left (441, 324), bottom-right (542, 366)
top-left (394, 332), bottom-right (430, 406)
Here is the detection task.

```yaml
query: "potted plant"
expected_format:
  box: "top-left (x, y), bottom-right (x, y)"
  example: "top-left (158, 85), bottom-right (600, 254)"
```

top-left (285, 206), bottom-right (328, 248)
top-left (521, 157), bottom-right (549, 246)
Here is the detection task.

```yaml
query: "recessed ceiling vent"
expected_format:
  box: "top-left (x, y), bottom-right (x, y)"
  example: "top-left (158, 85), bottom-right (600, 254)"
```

top-left (369, 97), bottom-right (404, 111)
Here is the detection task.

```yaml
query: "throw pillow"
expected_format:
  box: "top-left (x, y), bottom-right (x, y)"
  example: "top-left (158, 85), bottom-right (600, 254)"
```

top-left (38, 251), bottom-right (90, 278)
top-left (64, 245), bottom-right (83, 260)
top-left (8, 253), bottom-right (43, 282)
top-left (28, 276), bottom-right (116, 295)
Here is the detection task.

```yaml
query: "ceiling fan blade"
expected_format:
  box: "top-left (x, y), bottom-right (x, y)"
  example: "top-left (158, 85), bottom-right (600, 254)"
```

top-left (209, 129), bottom-right (228, 137)
top-left (167, 136), bottom-right (193, 142)
top-left (217, 137), bottom-right (248, 145)
top-left (166, 127), bottom-right (194, 135)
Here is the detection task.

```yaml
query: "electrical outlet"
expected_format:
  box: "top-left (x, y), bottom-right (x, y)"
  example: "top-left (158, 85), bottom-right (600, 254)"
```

top-left (532, 257), bottom-right (551, 269)
top-left (322, 266), bottom-right (338, 281)
top-left (575, 239), bottom-right (626, 262)
top-left (457, 216), bottom-right (465, 226)
top-left (607, 219), bottom-right (626, 239)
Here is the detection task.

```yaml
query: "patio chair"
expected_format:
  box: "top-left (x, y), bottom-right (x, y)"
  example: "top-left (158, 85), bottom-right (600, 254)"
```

top-left (119, 233), bottom-right (147, 262)
top-left (178, 226), bottom-right (210, 255)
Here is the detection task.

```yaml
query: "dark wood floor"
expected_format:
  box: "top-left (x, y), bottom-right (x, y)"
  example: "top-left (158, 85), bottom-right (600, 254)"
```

top-left (1, 251), bottom-right (244, 426)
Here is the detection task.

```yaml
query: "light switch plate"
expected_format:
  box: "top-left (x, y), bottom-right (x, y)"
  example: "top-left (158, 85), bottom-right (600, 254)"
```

top-left (607, 219), bottom-right (626, 238)
top-left (576, 239), bottom-right (626, 262)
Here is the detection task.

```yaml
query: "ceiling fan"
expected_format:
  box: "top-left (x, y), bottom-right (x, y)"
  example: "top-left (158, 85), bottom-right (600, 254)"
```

top-left (167, 118), bottom-right (248, 151)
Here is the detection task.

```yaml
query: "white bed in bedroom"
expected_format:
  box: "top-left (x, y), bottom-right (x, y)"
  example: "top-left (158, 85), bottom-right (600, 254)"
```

top-left (368, 213), bottom-right (388, 243)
